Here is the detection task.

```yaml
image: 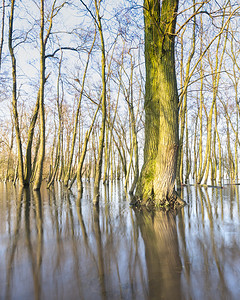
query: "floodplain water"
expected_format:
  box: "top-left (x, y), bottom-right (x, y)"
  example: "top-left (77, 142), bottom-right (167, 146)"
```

top-left (0, 181), bottom-right (240, 300)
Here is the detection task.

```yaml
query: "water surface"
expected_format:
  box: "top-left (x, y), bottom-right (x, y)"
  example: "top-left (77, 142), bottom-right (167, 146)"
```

top-left (0, 182), bottom-right (240, 300)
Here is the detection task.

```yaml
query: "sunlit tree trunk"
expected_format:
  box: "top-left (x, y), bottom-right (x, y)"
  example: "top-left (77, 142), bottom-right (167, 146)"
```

top-left (63, 32), bottom-right (95, 187)
top-left (0, 0), bottom-right (5, 70)
top-left (128, 57), bottom-right (139, 195)
top-left (24, 92), bottom-right (40, 185)
top-left (177, 0), bottom-right (196, 186)
top-left (136, 0), bottom-right (182, 207)
top-left (8, 0), bottom-right (25, 186)
top-left (185, 111), bottom-right (191, 184)
top-left (193, 112), bottom-right (198, 181)
top-left (112, 130), bottom-right (127, 180)
top-left (76, 106), bottom-right (99, 194)
top-left (47, 54), bottom-right (63, 188)
top-left (103, 123), bottom-right (109, 185)
top-left (33, 0), bottom-right (45, 190)
top-left (102, 44), bottom-right (117, 186)
top-left (93, 0), bottom-right (107, 205)
top-left (228, 32), bottom-right (240, 183)
top-left (33, 0), bottom-right (64, 189)
top-left (226, 120), bottom-right (234, 181)
top-left (197, 58), bottom-right (204, 183)
top-left (5, 121), bottom-right (14, 181)
top-left (234, 107), bottom-right (238, 183)
top-left (31, 133), bottom-right (40, 183)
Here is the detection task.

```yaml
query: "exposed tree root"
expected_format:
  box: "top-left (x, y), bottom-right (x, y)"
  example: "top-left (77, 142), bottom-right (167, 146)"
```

top-left (130, 190), bottom-right (186, 213)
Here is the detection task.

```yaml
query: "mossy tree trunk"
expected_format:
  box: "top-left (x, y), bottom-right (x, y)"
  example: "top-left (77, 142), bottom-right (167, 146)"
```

top-left (136, 0), bottom-right (180, 206)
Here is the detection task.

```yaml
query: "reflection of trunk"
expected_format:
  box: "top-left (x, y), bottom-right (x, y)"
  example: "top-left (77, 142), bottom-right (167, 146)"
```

top-left (6, 187), bottom-right (24, 299)
top-left (135, 209), bottom-right (182, 300)
top-left (32, 191), bottom-right (43, 300)
top-left (65, 192), bottom-right (85, 298)
top-left (25, 189), bottom-right (42, 300)
top-left (93, 206), bottom-right (106, 299)
top-left (199, 187), bottom-right (228, 294)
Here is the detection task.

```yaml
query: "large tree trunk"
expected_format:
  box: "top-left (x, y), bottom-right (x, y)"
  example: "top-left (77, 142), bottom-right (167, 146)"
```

top-left (136, 0), bottom-right (181, 207)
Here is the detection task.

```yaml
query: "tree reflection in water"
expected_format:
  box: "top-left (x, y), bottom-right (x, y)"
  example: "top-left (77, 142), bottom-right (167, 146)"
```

top-left (134, 209), bottom-right (182, 300)
top-left (1, 183), bottom-right (240, 299)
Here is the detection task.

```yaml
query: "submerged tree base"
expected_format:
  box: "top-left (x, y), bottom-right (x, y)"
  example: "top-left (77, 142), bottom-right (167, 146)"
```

top-left (130, 191), bottom-right (186, 212)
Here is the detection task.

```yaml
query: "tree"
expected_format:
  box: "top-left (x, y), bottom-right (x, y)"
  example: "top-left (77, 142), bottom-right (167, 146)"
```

top-left (34, 0), bottom-right (67, 190)
top-left (63, 30), bottom-right (96, 188)
top-left (0, 0), bottom-right (5, 70)
top-left (8, 0), bottom-right (25, 186)
top-left (135, 0), bottom-right (183, 208)
top-left (79, 0), bottom-right (107, 204)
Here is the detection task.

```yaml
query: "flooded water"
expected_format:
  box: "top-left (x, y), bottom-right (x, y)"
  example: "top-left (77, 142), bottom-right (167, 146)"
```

top-left (0, 182), bottom-right (240, 300)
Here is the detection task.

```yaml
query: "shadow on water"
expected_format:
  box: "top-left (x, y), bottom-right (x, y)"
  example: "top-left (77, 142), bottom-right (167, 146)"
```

top-left (1, 182), bottom-right (240, 299)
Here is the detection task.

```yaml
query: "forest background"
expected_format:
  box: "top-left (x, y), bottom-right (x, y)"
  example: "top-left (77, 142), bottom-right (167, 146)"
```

top-left (1, 0), bottom-right (240, 196)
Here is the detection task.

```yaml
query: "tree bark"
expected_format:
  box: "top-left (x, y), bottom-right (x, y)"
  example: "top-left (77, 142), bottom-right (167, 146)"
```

top-left (33, 0), bottom-right (45, 190)
top-left (0, 0), bottom-right (5, 70)
top-left (93, 0), bottom-right (107, 205)
top-left (136, 0), bottom-right (181, 207)
top-left (8, 0), bottom-right (25, 186)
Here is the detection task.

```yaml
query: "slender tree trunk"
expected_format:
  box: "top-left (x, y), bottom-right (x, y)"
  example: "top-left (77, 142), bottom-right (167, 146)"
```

top-left (103, 124), bottom-right (109, 185)
top-left (128, 57), bottom-right (139, 195)
top-left (185, 111), bottom-right (191, 184)
top-left (193, 112), bottom-right (198, 180)
top-left (5, 122), bottom-right (14, 181)
top-left (76, 105), bottom-right (99, 193)
top-left (197, 60), bottom-right (204, 183)
top-left (33, 0), bottom-right (45, 190)
top-left (47, 55), bottom-right (63, 188)
top-left (9, 0), bottom-right (25, 186)
top-left (63, 33), bottom-right (95, 187)
top-left (0, 0), bottom-right (5, 70)
top-left (176, 0), bottom-right (196, 186)
top-left (93, 0), bottom-right (107, 205)
top-left (24, 92), bottom-right (40, 185)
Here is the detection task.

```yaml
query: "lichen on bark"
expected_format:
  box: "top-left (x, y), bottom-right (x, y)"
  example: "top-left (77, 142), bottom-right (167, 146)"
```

top-left (135, 0), bottom-right (185, 209)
